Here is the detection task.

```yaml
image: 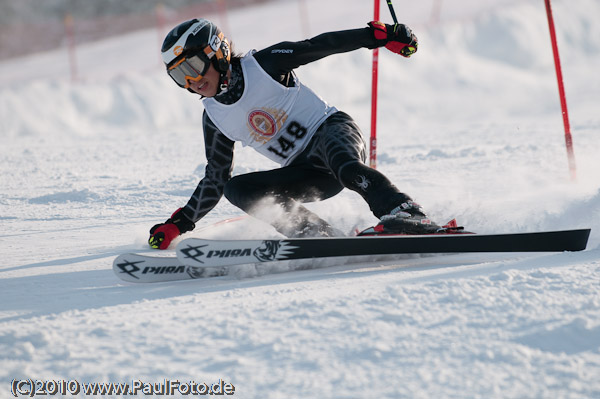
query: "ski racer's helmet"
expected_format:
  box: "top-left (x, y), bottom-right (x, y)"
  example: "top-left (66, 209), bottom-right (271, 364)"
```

top-left (161, 18), bottom-right (231, 92)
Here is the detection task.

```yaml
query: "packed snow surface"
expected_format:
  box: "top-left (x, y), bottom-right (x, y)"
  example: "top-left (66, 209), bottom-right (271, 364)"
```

top-left (1, 0), bottom-right (599, 397)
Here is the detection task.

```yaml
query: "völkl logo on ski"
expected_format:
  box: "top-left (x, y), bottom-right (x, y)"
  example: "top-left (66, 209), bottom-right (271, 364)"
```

top-left (113, 253), bottom-right (219, 283)
top-left (115, 258), bottom-right (191, 279)
top-left (177, 239), bottom-right (300, 267)
top-left (179, 244), bottom-right (208, 264)
top-left (179, 243), bottom-right (255, 262)
top-left (115, 259), bottom-right (144, 279)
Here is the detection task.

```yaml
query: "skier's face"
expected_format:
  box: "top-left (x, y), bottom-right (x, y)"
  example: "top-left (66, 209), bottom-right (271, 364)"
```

top-left (187, 64), bottom-right (221, 97)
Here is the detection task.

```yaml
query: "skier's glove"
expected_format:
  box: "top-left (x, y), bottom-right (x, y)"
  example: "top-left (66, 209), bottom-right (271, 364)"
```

top-left (148, 208), bottom-right (195, 250)
top-left (368, 21), bottom-right (418, 57)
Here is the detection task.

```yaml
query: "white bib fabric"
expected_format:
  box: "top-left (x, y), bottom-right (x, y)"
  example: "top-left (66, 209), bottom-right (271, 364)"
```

top-left (203, 52), bottom-right (337, 166)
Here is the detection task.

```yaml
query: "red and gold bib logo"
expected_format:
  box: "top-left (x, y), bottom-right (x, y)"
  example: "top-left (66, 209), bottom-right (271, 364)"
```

top-left (248, 110), bottom-right (276, 137)
top-left (247, 108), bottom-right (288, 143)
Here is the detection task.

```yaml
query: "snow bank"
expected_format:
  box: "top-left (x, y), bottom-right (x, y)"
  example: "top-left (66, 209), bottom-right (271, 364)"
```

top-left (2, 0), bottom-right (598, 138)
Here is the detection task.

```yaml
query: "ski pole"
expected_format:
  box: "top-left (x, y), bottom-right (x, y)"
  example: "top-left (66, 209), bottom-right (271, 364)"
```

top-left (386, 0), bottom-right (399, 24)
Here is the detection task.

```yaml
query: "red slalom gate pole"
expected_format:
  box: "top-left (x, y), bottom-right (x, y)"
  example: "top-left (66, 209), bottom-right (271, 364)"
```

top-left (64, 13), bottom-right (78, 83)
top-left (298, 0), bottom-right (310, 38)
top-left (544, 0), bottom-right (576, 180)
top-left (217, 0), bottom-right (231, 42)
top-left (429, 0), bottom-right (442, 26)
top-left (155, 4), bottom-right (166, 66)
top-left (369, 0), bottom-right (380, 169)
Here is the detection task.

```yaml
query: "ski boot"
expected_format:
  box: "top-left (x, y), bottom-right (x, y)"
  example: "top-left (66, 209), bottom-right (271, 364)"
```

top-left (358, 201), bottom-right (444, 236)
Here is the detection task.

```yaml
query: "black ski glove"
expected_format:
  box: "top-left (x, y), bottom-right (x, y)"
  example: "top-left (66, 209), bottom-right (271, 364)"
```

top-left (148, 208), bottom-right (195, 249)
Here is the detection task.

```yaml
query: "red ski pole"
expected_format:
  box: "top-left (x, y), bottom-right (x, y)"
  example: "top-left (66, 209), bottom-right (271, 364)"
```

top-left (369, 0), bottom-right (380, 169)
top-left (544, 0), bottom-right (576, 180)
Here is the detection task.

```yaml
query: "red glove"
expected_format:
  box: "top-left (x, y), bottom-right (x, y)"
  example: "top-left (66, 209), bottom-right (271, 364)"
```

top-left (148, 208), bottom-right (195, 249)
top-left (369, 21), bottom-right (418, 57)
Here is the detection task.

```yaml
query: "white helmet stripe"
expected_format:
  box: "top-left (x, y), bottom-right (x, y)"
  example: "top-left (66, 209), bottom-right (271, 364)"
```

top-left (161, 19), bottom-right (212, 65)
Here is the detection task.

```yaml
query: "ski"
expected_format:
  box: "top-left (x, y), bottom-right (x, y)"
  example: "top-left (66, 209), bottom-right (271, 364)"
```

top-left (113, 253), bottom-right (227, 283)
top-left (176, 228), bottom-right (591, 268)
top-left (113, 228), bottom-right (590, 283)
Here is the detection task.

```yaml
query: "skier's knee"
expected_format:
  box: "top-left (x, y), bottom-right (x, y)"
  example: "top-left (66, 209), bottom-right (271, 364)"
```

top-left (338, 161), bottom-right (380, 189)
top-left (224, 175), bottom-right (247, 208)
top-left (224, 175), bottom-right (266, 211)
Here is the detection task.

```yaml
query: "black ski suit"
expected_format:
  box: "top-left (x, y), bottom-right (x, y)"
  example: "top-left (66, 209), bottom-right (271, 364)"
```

top-left (181, 27), bottom-right (412, 237)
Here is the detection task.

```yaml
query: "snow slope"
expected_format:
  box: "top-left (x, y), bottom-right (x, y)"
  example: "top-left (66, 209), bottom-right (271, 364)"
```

top-left (1, 0), bottom-right (599, 397)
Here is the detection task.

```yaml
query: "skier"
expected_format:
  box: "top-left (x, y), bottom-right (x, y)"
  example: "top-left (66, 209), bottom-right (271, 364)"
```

top-left (149, 18), bottom-right (440, 249)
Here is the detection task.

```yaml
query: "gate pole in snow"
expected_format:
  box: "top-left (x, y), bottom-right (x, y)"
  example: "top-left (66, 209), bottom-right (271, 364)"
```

top-left (369, 0), bottom-right (380, 169)
top-left (298, 0), bottom-right (310, 38)
top-left (64, 13), bottom-right (77, 83)
top-left (217, 0), bottom-right (231, 42)
top-left (156, 4), bottom-right (166, 66)
top-left (544, 0), bottom-right (577, 180)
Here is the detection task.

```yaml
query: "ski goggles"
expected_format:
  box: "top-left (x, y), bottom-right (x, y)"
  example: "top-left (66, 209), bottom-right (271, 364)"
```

top-left (167, 53), bottom-right (211, 89)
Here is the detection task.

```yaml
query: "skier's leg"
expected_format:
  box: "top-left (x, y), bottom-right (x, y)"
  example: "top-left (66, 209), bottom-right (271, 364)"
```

top-left (223, 163), bottom-right (344, 237)
top-left (310, 111), bottom-right (440, 234)
top-left (307, 111), bottom-right (412, 217)
top-left (337, 162), bottom-right (412, 218)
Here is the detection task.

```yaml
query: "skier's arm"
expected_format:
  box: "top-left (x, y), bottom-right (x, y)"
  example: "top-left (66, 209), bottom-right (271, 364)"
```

top-left (254, 28), bottom-right (377, 80)
top-left (148, 112), bottom-right (234, 249)
top-left (182, 112), bottom-right (235, 222)
top-left (254, 24), bottom-right (417, 81)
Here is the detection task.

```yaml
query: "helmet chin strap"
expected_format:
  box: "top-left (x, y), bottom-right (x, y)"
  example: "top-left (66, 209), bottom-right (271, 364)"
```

top-left (216, 64), bottom-right (232, 95)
